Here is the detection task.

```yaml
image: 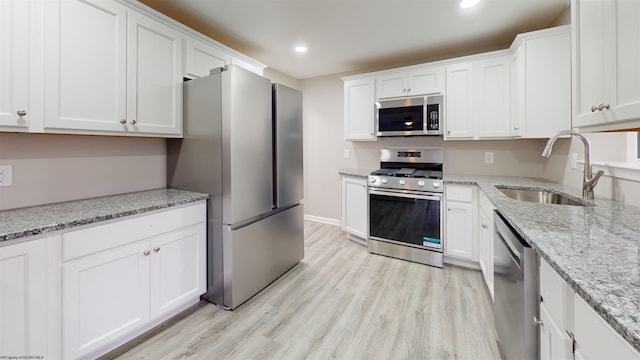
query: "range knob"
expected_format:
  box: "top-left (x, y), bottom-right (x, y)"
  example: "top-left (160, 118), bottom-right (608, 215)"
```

top-left (418, 180), bottom-right (425, 187)
top-left (369, 176), bottom-right (376, 184)
top-left (399, 179), bottom-right (406, 185)
top-left (433, 182), bottom-right (441, 188)
top-left (381, 178), bottom-right (388, 184)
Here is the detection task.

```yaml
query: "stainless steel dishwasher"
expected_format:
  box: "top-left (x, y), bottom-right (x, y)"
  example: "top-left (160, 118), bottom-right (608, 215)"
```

top-left (493, 210), bottom-right (539, 360)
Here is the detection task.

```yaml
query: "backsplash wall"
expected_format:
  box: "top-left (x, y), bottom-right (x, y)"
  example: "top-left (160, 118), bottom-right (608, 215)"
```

top-left (0, 133), bottom-right (167, 211)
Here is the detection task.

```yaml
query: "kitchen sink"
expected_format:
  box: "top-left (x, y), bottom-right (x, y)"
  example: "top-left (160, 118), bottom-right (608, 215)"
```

top-left (496, 187), bottom-right (585, 206)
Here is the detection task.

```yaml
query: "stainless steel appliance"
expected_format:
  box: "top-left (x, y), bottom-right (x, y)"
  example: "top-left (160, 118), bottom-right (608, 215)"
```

top-left (167, 65), bottom-right (304, 310)
top-left (493, 210), bottom-right (539, 360)
top-left (367, 149), bottom-right (444, 267)
top-left (376, 94), bottom-right (443, 136)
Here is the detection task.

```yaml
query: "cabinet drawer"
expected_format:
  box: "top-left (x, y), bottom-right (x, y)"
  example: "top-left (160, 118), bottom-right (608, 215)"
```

top-left (62, 202), bottom-right (206, 261)
top-left (445, 184), bottom-right (474, 202)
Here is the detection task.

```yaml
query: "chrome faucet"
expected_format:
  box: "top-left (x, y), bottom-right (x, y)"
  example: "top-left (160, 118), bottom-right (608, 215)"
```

top-left (541, 130), bottom-right (604, 201)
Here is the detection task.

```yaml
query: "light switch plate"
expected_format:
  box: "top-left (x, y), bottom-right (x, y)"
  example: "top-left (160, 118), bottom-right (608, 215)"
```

top-left (0, 165), bottom-right (12, 187)
top-left (343, 149), bottom-right (350, 159)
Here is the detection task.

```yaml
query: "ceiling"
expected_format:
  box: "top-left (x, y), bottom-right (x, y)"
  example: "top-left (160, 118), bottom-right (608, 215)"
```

top-left (139, 0), bottom-right (571, 80)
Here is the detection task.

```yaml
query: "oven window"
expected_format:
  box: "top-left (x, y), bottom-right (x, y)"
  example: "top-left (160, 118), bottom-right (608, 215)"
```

top-left (369, 193), bottom-right (441, 248)
top-left (378, 106), bottom-right (424, 132)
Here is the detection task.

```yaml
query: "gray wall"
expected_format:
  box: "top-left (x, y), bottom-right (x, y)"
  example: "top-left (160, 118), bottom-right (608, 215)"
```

top-left (0, 133), bottom-right (166, 210)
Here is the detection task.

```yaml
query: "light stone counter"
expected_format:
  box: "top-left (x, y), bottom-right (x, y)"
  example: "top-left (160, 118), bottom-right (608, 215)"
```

top-left (446, 174), bottom-right (640, 353)
top-left (338, 168), bottom-right (374, 178)
top-left (0, 188), bottom-right (210, 242)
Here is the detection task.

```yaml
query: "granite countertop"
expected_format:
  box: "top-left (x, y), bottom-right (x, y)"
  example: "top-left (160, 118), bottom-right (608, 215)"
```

top-left (446, 174), bottom-right (640, 353)
top-left (0, 188), bottom-right (210, 242)
top-left (338, 168), bottom-right (374, 178)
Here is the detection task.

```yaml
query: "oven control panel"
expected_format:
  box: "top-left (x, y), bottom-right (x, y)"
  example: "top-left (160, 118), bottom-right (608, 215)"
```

top-left (368, 175), bottom-right (443, 193)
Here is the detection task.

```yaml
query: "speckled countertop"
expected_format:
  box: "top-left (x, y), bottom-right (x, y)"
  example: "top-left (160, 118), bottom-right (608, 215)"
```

top-left (450, 174), bottom-right (640, 353)
top-left (0, 188), bottom-right (210, 242)
top-left (338, 168), bottom-right (374, 178)
top-left (338, 169), bottom-right (640, 352)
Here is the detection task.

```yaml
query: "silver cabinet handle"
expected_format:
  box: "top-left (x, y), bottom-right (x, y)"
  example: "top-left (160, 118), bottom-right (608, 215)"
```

top-left (153, 247), bottom-right (160, 252)
top-left (120, 119), bottom-right (127, 124)
top-left (591, 104), bottom-right (610, 112)
top-left (130, 119), bottom-right (137, 125)
top-left (17, 110), bottom-right (26, 117)
top-left (143, 250), bottom-right (150, 256)
top-left (533, 315), bottom-right (544, 326)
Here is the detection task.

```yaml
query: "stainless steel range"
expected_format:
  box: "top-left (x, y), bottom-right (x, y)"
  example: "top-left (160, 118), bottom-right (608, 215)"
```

top-left (367, 149), bottom-right (444, 268)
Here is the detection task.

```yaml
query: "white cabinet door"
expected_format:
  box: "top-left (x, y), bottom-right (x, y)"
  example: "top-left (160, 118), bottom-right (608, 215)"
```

top-left (184, 36), bottom-right (230, 79)
top-left (445, 62), bottom-right (475, 139)
top-left (341, 176), bottom-right (368, 239)
top-left (149, 224), bottom-right (206, 319)
top-left (407, 66), bottom-right (445, 96)
top-left (344, 77), bottom-right (376, 140)
top-left (376, 72), bottom-right (407, 99)
top-left (539, 303), bottom-right (573, 360)
top-left (445, 202), bottom-right (475, 260)
top-left (62, 241), bottom-right (150, 359)
top-left (574, 295), bottom-right (640, 360)
top-left (44, 0), bottom-right (128, 133)
top-left (510, 44), bottom-right (525, 138)
top-left (574, 0), bottom-right (640, 131)
top-left (476, 55), bottom-right (511, 138)
top-left (0, 0), bottom-right (30, 130)
top-left (0, 238), bottom-right (48, 357)
top-left (127, 10), bottom-right (183, 136)
top-left (478, 207), bottom-right (494, 299)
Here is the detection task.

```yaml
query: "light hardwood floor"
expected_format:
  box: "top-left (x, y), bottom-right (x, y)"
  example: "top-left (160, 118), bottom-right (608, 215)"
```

top-left (104, 221), bottom-right (500, 360)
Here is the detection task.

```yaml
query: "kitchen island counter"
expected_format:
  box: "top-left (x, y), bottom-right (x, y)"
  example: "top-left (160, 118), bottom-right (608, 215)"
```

top-left (0, 188), bottom-right (210, 242)
top-left (446, 174), bottom-right (640, 353)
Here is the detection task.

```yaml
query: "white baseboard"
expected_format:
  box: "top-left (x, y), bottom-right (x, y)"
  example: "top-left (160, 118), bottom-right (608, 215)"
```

top-left (304, 214), bottom-right (340, 226)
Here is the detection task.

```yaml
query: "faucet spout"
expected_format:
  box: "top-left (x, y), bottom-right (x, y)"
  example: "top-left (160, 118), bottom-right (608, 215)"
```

top-left (541, 130), bottom-right (602, 201)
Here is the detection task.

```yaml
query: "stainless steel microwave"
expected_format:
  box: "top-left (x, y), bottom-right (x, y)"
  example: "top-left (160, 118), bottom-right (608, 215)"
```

top-left (376, 94), bottom-right (443, 136)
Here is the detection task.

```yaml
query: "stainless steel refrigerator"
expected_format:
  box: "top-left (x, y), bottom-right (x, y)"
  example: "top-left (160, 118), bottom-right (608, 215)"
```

top-left (167, 65), bottom-right (304, 310)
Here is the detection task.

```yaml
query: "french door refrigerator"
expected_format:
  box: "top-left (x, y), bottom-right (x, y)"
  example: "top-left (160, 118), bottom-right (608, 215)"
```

top-left (167, 65), bottom-right (304, 310)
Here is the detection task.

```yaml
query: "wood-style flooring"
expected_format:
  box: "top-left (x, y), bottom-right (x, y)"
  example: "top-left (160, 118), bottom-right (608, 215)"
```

top-left (104, 221), bottom-right (500, 360)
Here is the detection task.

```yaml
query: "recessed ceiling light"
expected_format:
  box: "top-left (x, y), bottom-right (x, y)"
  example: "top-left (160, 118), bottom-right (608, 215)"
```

top-left (460, 0), bottom-right (479, 8)
top-left (294, 45), bottom-right (308, 53)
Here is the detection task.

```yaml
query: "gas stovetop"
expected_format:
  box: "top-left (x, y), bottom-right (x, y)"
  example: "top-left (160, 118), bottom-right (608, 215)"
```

top-left (369, 149), bottom-right (444, 193)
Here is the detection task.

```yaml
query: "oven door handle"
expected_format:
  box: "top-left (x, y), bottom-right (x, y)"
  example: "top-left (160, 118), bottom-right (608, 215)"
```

top-left (368, 188), bottom-right (442, 201)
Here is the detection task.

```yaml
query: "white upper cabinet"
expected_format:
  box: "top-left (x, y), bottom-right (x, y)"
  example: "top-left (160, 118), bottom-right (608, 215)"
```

top-left (445, 54), bottom-right (511, 140)
top-left (511, 26), bottom-right (571, 138)
top-left (44, 0), bottom-right (182, 137)
top-left (44, 0), bottom-right (129, 134)
top-left (476, 55), bottom-right (511, 138)
top-left (573, 0), bottom-right (640, 131)
top-left (376, 66), bottom-right (444, 99)
top-left (0, 0), bottom-right (31, 130)
top-left (445, 62), bottom-right (475, 139)
top-left (344, 77), bottom-right (376, 140)
top-left (183, 37), bottom-right (230, 79)
top-left (126, 10), bottom-right (183, 136)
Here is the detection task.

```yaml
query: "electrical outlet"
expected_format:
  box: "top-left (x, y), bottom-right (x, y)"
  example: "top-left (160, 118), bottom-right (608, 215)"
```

top-left (484, 152), bottom-right (494, 164)
top-left (343, 149), bottom-right (350, 159)
top-left (571, 152), bottom-right (578, 169)
top-left (0, 165), bottom-right (12, 187)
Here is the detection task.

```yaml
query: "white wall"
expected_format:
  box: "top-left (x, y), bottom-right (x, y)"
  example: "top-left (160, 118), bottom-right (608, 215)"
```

top-left (0, 133), bottom-right (166, 210)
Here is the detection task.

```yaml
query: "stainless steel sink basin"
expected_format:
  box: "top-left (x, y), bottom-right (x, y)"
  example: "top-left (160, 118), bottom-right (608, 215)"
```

top-left (497, 187), bottom-right (585, 206)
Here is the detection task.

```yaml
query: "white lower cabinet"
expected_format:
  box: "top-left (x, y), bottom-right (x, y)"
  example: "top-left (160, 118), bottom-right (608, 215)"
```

top-left (61, 202), bottom-right (206, 359)
top-left (0, 236), bottom-right (50, 357)
top-left (444, 184), bottom-right (476, 263)
top-left (341, 175), bottom-right (368, 241)
top-left (539, 257), bottom-right (640, 359)
top-left (574, 295), bottom-right (640, 360)
top-left (477, 190), bottom-right (495, 299)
